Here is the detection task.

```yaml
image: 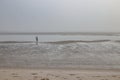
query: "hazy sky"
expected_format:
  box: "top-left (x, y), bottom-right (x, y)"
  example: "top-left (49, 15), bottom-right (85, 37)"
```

top-left (0, 0), bottom-right (120, 32)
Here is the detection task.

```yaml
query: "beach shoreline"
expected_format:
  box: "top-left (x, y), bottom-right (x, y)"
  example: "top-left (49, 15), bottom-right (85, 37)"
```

top-left (0, 41), bottom-right (120, 80)
top-left (0, 68), bottom-right (120, 80)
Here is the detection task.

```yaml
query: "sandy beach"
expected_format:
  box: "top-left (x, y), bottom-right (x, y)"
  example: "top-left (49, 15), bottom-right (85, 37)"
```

top-left (0, 69), bottom-right (120, 80)
top-left (1, 0), bottom-right (120, 79)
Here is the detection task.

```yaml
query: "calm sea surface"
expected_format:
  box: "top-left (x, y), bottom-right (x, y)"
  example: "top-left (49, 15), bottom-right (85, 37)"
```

top-left (0, 34), bottom-right (120, 42)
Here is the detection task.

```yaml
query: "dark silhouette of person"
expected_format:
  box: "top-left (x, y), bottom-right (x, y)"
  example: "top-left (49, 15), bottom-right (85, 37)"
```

top-left (36, 36), bottom-right (38, 45)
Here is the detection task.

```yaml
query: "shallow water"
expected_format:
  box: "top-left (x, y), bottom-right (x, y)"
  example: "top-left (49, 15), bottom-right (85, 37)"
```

top-left (0, 41), bottom-right (120, 69)
top-left (0, 34), bottom-right (120, 42)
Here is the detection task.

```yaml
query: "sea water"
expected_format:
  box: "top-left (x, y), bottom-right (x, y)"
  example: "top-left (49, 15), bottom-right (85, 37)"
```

top-left (0, 34), bottom-right (119, 42)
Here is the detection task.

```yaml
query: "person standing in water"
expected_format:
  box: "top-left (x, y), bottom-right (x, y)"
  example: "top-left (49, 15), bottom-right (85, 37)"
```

top-left (35, 36), bottom-right (38, 45)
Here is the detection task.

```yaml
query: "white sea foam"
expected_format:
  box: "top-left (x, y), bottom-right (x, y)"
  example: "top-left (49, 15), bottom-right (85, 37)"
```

top-left (0, 41), bottom-right (120, 69)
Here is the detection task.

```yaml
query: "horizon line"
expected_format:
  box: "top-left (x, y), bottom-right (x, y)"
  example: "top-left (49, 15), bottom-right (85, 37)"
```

top-left (0, 32), bottom-right (119, 35)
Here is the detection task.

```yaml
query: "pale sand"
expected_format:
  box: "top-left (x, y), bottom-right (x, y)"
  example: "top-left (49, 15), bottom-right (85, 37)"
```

top-left (0, 69), bottom-right (120, 80)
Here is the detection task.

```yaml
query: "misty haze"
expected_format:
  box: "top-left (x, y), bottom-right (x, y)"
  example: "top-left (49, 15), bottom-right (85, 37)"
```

top-left (0, 0), bottom-right (120, 80)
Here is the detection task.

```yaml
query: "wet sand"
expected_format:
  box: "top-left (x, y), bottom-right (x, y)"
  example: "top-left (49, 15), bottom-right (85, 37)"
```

top-left (0, 69), bottom-right (120, 80)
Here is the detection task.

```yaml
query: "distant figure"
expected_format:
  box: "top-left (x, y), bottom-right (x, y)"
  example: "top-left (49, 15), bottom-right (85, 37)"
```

top-left (35, 36), bottom-right (38, 45)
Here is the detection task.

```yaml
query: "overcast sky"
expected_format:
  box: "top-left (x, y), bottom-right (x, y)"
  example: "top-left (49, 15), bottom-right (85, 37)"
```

top-left (0, 0), bottom-right (120, 32)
